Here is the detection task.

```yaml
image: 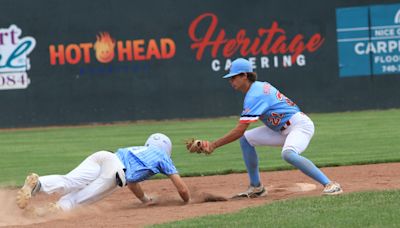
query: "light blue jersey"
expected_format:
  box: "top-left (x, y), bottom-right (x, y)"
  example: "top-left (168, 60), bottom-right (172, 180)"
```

top-left (240, 81), bottom-right (300, 131)
top-left (115, 145), bottom-right (178, 183)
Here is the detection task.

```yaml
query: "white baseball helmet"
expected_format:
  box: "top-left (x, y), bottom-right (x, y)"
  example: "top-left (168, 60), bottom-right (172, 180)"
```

top-left (144, 133), bottom-right (172, 157)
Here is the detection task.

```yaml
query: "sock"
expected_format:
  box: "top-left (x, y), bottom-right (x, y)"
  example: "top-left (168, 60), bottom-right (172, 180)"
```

top-left (240, 136), bottom-right (261, 187)
top-left (282, 149), bottom-right (330, 186)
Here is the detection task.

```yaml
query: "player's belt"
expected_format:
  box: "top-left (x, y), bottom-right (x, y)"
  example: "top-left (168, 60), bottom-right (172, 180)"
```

top-left (280, 120), bottom-right (291, 131)
top-left (116, 168), bottom-right (127, 187)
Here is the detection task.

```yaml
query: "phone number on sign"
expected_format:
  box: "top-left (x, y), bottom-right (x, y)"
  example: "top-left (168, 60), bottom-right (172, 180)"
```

top-left (0, 73), bottom-right (30, 90)
top-left (381, 65), bottom-right (400, 73)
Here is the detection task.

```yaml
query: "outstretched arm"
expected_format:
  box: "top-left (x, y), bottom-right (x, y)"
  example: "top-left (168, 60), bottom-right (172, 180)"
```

top-left (185, 122), bottom-right (250, 154)
top-left (127, 182), bottom-right (152, 203)
top-left (212, 122), bottom-right (250, 149)
top-left (169, 174), bottom-right (190, 203)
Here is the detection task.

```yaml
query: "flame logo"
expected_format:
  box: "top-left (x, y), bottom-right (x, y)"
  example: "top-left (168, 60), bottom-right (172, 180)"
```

top-left (94, 32), bottom-right (115, 63)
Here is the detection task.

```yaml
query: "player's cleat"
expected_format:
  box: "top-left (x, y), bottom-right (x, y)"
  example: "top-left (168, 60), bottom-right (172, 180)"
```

top-left (16, 173), bottom-right (41, 209)
top-left (235, 184), bottom-right (267, 198)
top-left (322, 182), bottom-right (343, 195)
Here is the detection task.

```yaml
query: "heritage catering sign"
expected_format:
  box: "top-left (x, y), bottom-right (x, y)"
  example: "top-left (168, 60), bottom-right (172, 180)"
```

top-left (189, 13), bottom-right (325, 73)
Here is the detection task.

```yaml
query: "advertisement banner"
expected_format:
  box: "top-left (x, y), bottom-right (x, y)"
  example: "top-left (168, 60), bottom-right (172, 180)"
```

top-left (336, 3), bottom-right (400, 77)
top-left (0, 0), bottom-right (400, 128)
top-left (0, 25), bottom-right (35, 90)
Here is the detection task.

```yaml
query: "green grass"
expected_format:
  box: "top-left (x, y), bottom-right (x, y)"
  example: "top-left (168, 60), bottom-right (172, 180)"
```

top-left (1, 109), bottom-right (400, 227)
top-left (1, 108), bottom-right (400, 186)
top-left (152, 190), bottom-right (400, 228)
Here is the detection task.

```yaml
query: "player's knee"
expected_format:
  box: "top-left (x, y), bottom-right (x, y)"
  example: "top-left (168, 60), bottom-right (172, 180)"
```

top-left (281, 149), bottom-right (297, 163)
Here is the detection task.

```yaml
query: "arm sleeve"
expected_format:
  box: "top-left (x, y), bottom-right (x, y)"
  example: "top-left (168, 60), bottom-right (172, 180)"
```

top-left (240, 96), bottom-right (269, 123)
top-left (159, 157), bottom-right (178, 175)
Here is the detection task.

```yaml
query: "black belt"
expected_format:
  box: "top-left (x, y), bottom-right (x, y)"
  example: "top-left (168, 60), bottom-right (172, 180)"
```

top-left (116, 168), bottom-right (127, 187)
top-left (280, 120), bottom-right (291, 131)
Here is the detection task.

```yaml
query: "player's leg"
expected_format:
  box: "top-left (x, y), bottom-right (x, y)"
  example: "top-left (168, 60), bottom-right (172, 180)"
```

top-left (238, 126), bottom-right (285, 197)
top-left (16, 152), bottom-right (102, 209)
top-left (38, 151), bottom-right (105, 195)
top-left (240, 136), bottom-right (260, 187)
top-left (243, 126), bottom-right (286, 184)
top-left (281, 113), bottom-right (342, 194)
top-left (282, 133), bottom-right (331, 186)
top-left (56, 151), bottom-right (124, 211)
top-left (57, 176), bottom-right (118, 211)
top-left (17, 151), bottom-right (121, 211)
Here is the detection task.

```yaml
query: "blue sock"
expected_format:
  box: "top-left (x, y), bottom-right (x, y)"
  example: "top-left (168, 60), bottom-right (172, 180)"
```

top-left (282, 149), bottom-right (330, 186)
top-left (240, 136), bottom-right (261, 187)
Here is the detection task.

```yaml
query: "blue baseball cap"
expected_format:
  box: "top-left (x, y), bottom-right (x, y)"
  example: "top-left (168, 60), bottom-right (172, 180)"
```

top-left (222, 58), bottom-right (253, 78)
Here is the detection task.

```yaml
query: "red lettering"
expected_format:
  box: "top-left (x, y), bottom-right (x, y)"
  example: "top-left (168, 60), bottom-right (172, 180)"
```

top-left (65, 44), bottom-right (81, 65)
top-left (188, 13), bottom-right (325, 61)
top-left (276, 91), bottom-right (296, 106)
top-left (306, 34), bottom-right (324, 51)
top-left (117, 41), bottom-right (133, 61)
top-left (49, 45), bottom-right (65, 65)
top-left (259, 22), bottom-right (285, 55)
top-left (160, 38), bottom-right (175, 59)
top-left (133, 40), bottom-right (145, 60)
top-left (268, 112), bottom-right (284, 126)
top-left (146, 39), bottom-right (161, 59)
top-left (238, 30), bottom-right (261, 56)
top-left (269, 35), bottom-right (287, 54)
top-left (223, 39), bottom-right (238, 57)
top-left (79, 43), bottom-right (93, 63)
top-left (288, 35), bottom-right (305, 63)
top-left (212, 31), bottom-right (227, 57)
top-left (188, 13), bottom-right (227, 60)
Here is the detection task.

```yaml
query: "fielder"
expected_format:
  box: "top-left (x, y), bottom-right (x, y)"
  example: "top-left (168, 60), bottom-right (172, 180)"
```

top-left (186, 58), bottom-right (343, 198)
top-left (16, 133), bottom-right (190, 215)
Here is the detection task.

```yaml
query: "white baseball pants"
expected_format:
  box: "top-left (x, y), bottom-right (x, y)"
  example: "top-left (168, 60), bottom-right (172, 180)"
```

top-left (244, 112), bottom-right (315, 154)
top-left (38, 151), bottom-right (125, 211)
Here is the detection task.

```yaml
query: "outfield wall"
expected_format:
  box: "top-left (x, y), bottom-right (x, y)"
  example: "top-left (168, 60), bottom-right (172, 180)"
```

top-left (1, 0), bottom-right (400, 128)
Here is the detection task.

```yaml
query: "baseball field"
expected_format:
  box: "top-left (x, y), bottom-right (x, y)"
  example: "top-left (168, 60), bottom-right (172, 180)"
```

top-left (1, 109), bottom-right (400, 227)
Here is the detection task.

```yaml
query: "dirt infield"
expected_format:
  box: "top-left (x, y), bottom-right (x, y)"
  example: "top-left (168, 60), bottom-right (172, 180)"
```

top-left (1, 163), bottom-right (400, 228)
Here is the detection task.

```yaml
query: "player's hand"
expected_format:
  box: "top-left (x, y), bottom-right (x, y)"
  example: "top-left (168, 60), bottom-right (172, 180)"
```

top-left (144, 196), bottom-right (157, 206)
top-left (185, 139), bottom-right (215, 155)
top-left (139, 194), bottom-right (154, 204)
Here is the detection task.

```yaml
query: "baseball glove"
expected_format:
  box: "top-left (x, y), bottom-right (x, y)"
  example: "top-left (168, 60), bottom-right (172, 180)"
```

top-left (185, 138), bottom-right (214, 155)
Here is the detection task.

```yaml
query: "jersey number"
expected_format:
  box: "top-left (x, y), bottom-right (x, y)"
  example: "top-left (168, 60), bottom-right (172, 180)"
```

top-left (268, 112), bottom-right (284, 126)
top-left (276, 91), bottom-right (296, 106)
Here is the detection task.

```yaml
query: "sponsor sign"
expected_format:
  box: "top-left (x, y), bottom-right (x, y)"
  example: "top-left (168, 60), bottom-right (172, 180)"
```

top-left (337, 3), bottom-right (400, 77)
top-left (0, 25), bottom-right (35, 90)
top-left (49, 32), bottom-right (175, 75)
top-left (188, 13), bottom-right (325, 72)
